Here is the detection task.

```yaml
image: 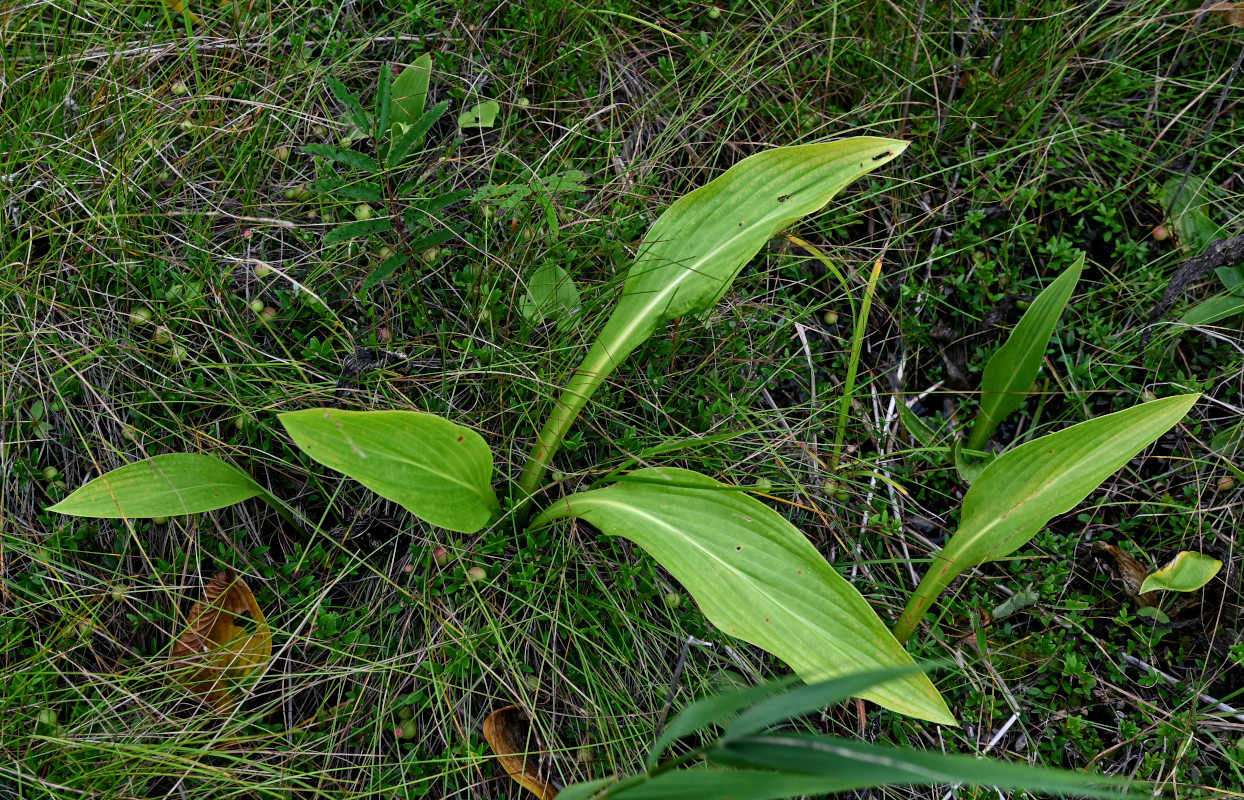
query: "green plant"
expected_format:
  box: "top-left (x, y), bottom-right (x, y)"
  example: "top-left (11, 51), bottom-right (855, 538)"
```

top-left (52, 135), bottom-right (1198, 733)
top-left (300, 57), bottom-right (465, 292)
top-left (555, 667), bottom-right (1136, 800)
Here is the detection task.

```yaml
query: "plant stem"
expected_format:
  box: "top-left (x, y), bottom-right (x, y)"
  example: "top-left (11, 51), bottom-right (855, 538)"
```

top-left (514, 340), bottom-right (618, 520)
top-left (831, 256), bottom-right (884, 472)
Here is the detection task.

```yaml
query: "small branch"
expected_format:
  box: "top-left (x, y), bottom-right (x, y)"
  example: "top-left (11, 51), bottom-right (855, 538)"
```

top-left (1143, 232), bottom-right (1244, 347)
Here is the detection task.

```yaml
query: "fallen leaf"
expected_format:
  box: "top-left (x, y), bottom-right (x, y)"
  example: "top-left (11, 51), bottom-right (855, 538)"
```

top-left (1139, 550), bottom-right (1223, 594)
top-left (1210, 1), bottom-right (1244, 26)
top-left (170, 569), bottom-right (271, 711)
top-left (1090, 543), bottom-right (1157, 607)
top-left (483, 705), bottom-right (558, 799)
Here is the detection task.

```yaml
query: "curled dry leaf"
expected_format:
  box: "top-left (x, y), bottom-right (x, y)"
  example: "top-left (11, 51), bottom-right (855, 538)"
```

top-left (483, 706), bottom-right (558, 799)
top-left (170, 569), bottom-right (271, 711)
top-left (1209, 2), bottom-right (1244, 26)
top-left (1091, 543), bottom-right (1158, 607)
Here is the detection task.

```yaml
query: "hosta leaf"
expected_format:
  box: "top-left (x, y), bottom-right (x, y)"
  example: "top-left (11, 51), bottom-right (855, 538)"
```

top-left (279, 409), bottom-right (500, 534)
top-left (895, 394), bottom-right (1199, 642)
top-left (966, 256), bottom-right (1082, 451)
top-left (49, 453), bottom-right (263, 518)
top-left (517, 139), bottom-right (907, 500)
top-left (391, 54), bottom-right (432, 130)
top-left (531, 467), bottom-right (953, 724)
top-left (1139, 550), bottom-right (1222, 593)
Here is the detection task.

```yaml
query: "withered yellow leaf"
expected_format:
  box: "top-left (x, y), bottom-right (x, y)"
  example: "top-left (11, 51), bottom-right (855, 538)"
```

top-left (170, 569), bottom-right (271, 712)
top-left (483, 706), bottom-right (558, 800)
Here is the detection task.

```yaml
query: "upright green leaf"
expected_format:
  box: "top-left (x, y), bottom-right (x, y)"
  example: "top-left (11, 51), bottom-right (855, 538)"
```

top-left (325, 75), bottom-right (369, 133)
top-left (387, 101), bottom-right (448, 167)
top-left (1180, 292), bottom-right (1244, 326)
top-left (1139, 550), bottom-right (1222, 594)
top-left (375, 64), bottom-right (392, 144)
top-left (390, 55), bottom-right (431, 131)
top-left (531, 467), bottom-right (953, 724)
top-left (517, 139), bottom-right (908, 503)
top-left (894, 394), bottom-right (1199, 643)
top-left (966, 256), bottom-right (1082, 451)
top-left (647, 679), bottom-right (798, 770)
top-left (280, 409), bottom-right (500, 534)
top-left (49, 453), bottom-right (263, 518)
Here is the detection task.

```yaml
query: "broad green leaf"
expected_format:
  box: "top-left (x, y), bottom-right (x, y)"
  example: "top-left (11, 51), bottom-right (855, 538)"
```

top-left (1139, 550), bottom-right (1222, 594)
top-left (519, 263), bottom-right (582, 329)
top-left (531, 467), bottom-right (954, 724)
top-left (323, 218), bottom-right (392, 245)
top-left (598, 768), bottom-right (868, 800)
top-left (279, 409), bottom-right (500, 534)
top-left (711, 735), bottom-right (1134, 799)
top-left (1218, 264), bottom-right (1244, 296)
top-left (1180, 292), bottom-right (1244, 326)
top-left (458, 100), bottom-right (500, 128)
top-left (1211, 419), bottom-right (1244, 454)
top-left (301, 143), bottom-right (378, 173)
top-left (516, 139), bottom-right (907, 501)
top-left (49, 453), bottom-right (263, 518)
top-left (894, 394), bottom-right (1199, 643)
top-left (553, 776), bottom-right (620, 800)
top-left (325, 75), bottom-right (369, 133)
top-left (390, 55), bottom-right (431, 130)
top-left (1160, 176), bottom-right (1226, 253)
top-left (387, 100), bottom-right (448, 167)
top-left (966, 256), bottom-right (1082, 451)
top-left (952, 441), bottom-right (991, 486)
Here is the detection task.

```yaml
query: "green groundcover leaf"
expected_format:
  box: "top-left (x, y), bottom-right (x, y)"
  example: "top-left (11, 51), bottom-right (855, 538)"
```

top-left (967, 256), bottom-right (1082, 451)
top-left (531, 467), bottom-right (953, 724)
top-left (279, 409), bottom-right (500, 534)
top-left (390, 54), bottom-right (431, 131)
top-left (49, 453), bottom-right (264, 518)
top-left (896, 394), bottom-right (1199, 642)
top-left (1139, 550), bottom-right (1222, 594)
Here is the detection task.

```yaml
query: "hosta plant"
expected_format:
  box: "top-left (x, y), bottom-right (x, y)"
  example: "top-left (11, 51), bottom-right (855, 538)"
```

top-left (52, 129), bottom-right (1199, 734)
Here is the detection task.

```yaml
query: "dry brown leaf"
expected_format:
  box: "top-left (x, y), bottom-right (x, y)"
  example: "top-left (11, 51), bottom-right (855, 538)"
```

top-left (170, 569), bottom-right (271, 711)
top-left (1091, 543), bottom-right (1157, 607)
top-left (483, 706), bottom-right (558, 800)
top-left (1209, 1), bottom-right (1244, 26)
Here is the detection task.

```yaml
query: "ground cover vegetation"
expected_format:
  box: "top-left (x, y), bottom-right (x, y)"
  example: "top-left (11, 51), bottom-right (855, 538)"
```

top-left (2, 1), bottom-right (1242, 798)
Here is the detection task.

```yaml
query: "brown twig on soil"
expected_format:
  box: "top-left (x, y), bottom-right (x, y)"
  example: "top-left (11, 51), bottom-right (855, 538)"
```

top-left (1143, 232), bottom-right (1244, 347)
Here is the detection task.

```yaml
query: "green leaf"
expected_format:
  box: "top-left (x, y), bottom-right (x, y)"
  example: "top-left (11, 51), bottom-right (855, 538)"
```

top-left (375, 64), bottom-right (392, 144)
top-left (894, 394), bottom-right (1199, 643)
top-left (360, 252), bottom-right (409, 290)
top-left (711, 735), bottom-right (1135, 799)
top-left (301, 143), bottom-right (378, 173)
top-left (279, 409), bottom-right (500, 534)
top-left (312, 178), bottom-right (383, 202)
top-left (598, 768), bottom-right (863, 800)
top-left (531, 467), bottom-right (953, 724)
top-left (722, 666), bottom-right (932, 741)
top-left (387, 101), bottom-right (448, 167)
top-left (1179, 292), bottom-right (1244, 326)
top-left (966, 256), bottom-right (1082, 451)
top-left (323, 218), bottom-right (392, 244)
top-left (48, 454), bottom-right (264, 518)
top-left (952, 441), bottom-right (991, 486)
top-left (517, 139), bottom-right (907, 502)
top-left (1218, 265), bottom-right (1244, 297)
top-left (1139, 550), bottom-right (1223, 593)
top-left (391, 54), bottom-right (431, 131)
top-left (896, 402), bottom-right (938, 448)
top-left (1160, 176), bottom-right (1226, 253)
top-left (519, 263), bottom-right (582, 329)
top-left (325, 75), bottom-right (369, 134)
top-left (1211, 419), bottom-right (1244, 455)
top-left (458, 100), bottom-right (500, 128)
top-left (647, 679), bottom-right (798, 770)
